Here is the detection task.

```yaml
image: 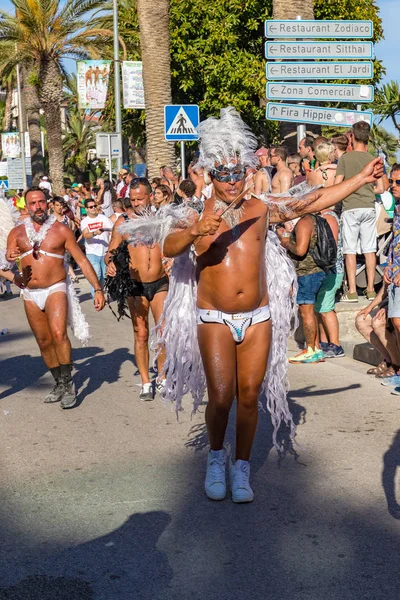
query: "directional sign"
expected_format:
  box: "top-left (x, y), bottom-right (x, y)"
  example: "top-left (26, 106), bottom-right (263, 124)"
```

top-left (7, 157), bottom-right (32, 189)
top-left (164, 105), bottom-right (199, 141)
top-left (265, 19), bottom-right (373, 39)
top-left (265, 41), bottom-right (374, 60)
top-left (266, 103), bottom-right (373, 127)
top-left (266, 61), bottom-right (374, 81)
top-left (266, 82), bottom-right (374, 103)
top-left (96, 133), bottom-right (122, 158)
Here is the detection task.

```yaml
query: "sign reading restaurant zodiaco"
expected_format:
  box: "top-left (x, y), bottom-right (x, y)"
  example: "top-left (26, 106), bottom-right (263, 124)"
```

top-left (265, 19), bottom-right (373, 39)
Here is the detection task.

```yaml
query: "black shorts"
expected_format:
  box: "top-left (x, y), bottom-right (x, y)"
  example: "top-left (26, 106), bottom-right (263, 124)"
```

top-left (130, 276), bottom-right (169, 302)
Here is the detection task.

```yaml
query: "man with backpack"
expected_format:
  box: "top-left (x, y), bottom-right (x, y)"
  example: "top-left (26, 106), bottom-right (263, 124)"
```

top-left (277, 212), bottom-right (337, 364)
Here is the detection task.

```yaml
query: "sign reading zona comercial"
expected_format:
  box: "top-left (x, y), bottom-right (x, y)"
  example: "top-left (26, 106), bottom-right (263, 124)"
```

top-left (265, 19), bottom-right (373, 39)
top-left (266, 82), bottom-right (374, 103)
top-left (266, 103), bottom-right (373, 127)
top-left (266, 61), bottom-right (373, 80)
top-left (265, 41), bottom-right (374, 60)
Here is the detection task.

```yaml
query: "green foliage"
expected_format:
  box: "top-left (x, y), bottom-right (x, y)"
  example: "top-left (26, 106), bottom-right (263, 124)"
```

top-left (372, 80), bottom-right (400, 133)
top-left (170, 0), bottom-right (276, 140)
top-left (63, 110), bottom-right (97, 180)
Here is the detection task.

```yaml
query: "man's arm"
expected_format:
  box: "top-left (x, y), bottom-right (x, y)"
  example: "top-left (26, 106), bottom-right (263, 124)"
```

top-left (255, 170), bottom-right (268, 196)
top-left (104, 217), bottom-right (124, 275)
top-left (270, 157), bottom-right (383, 224)
top-left (5, 227), bottom-right (21, 262)
top-left (279, 169), bottom-right (293, 193)
top-left (64, 229), bottom-right (105, 311)
top-left (277, 218), bottom-right (313, 257)
top-left (163, 211), bottom-right (221, 258)
top-left (82, 227), bottom-right (102, 239)
top-left (334, 174), bottom-right (345, 185)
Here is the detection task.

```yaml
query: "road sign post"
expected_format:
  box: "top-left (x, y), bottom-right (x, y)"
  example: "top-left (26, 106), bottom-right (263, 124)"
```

top-left (96, 133), bottom-right (122, 180)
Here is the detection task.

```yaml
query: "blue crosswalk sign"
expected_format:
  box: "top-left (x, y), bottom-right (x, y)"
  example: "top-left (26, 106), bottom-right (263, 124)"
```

top-left (164, 105), bottom-right (199, 141)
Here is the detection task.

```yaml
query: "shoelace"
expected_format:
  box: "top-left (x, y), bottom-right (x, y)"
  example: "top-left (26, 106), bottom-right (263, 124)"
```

top-left (209, 458), bottom-right (225, 482)
top-left (233, 464), bottom-right (250, 489)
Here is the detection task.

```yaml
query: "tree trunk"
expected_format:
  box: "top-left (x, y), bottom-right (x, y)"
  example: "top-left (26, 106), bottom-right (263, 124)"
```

top-left (271, 0), bottom-right (320, 151)
top-left (137, 0), bottom-right (174, 179)
top-left (22, 63), bottom-right (44, 184)
top-left (40, 58), bottom-right (64, 194)
top-left (4, 80), bottom-right (13, 131)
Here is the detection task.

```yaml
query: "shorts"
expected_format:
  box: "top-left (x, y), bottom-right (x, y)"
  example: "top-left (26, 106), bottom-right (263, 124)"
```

top-left (341, 208), bottom-right (376, 254)
top-left (130, 276), bottom-right (169, 302)
top-left (297, 271), bottom-right (326, 305)
top-left (388, 283), bottom-right (400, 319)
top-left (22, 281), bottom-right (67, 311)
top-left (315, 272), bottom-right (344, 313)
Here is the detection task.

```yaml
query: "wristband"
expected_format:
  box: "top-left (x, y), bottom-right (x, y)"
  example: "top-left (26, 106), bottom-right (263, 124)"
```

top-left (94, 289), bottom-right (103, 293)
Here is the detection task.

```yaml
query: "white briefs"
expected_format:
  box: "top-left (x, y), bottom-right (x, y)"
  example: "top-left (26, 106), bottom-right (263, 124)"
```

top-left (22, 281), bottom-right (67, 311)
top-left (197, 304), bottom-right (271, 343)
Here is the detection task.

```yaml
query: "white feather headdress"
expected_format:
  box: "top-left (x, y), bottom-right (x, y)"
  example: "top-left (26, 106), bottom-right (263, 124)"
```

top-left (196, 106), bottom-right (258, 172)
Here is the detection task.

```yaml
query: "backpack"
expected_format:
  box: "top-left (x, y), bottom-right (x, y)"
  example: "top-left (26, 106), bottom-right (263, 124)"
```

top-left (310, 214), bottom-right (337, 271)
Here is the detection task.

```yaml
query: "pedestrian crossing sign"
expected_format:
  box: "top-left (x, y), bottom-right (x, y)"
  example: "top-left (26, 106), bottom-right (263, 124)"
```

top-left (164, 105), bottom-right (199, 141)
top-left (0, 180), bottom-right (8, 191)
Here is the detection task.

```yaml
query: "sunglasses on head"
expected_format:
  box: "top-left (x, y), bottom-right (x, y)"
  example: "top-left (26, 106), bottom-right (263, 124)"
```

top-left (210, 165), bottom-right (246, 183)
top-left (130, 177), bottom-right (150, 188)
top-left (389, 179), bottom-right (400, 186)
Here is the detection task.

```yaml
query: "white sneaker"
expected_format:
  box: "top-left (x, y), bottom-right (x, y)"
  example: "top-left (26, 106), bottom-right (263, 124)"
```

top-left (155, 378), bottom-right (166, 397)
top-left (204, 449), bottom-right (227, 500)
top-left (139, 382), bottom-right (153, 401)
top-left (230, 459), bottom-right (254, 503)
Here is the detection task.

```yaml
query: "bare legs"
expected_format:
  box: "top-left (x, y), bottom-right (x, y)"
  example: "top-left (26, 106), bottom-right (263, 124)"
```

top-left (198, 320), bottom-right (271, 461)
top-left (356, 309), bottom-right (400, 366)
top-left (345, 252), bottom-right (376, 295)
top-left (318, 311), bottom-right (340, 346)
top-left (299, 304), bottom-right (319, 349)
top-left (24, 292), bottom-right (71, 368)
top-left (128, 291), bottom-right (168, 385)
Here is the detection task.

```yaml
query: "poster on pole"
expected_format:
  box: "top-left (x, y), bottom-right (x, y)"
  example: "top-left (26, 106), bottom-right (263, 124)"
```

top-left (77, 60), bottom-right (111, 109)
top-left (1, 132), bottom-right (21, 158)
top-left (122, 61), bottom-right (145, 109)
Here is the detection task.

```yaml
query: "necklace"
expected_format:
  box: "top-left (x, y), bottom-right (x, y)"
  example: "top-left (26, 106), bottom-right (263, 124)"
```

top-left (213, 197), bottom-right (246, 230)
top-left (24, 214), bottom-right (56, 247)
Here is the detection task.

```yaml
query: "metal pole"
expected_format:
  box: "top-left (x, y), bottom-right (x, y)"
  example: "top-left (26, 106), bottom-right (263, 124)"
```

top-left (180, 141), bottom-right (185, 179)
top-left (113, 0), bottom-right (122, 173)
top-left (16, 62), bottom-right (27, 189)
top-left (108, 135), bottom-right (113, 182)
top-left (296, 16), bottom-right (306, 149)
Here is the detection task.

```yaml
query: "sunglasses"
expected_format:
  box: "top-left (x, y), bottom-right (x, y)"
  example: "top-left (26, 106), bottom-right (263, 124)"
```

top-left (86, 204), bottom-right (96, 209)
top-left (210, 166), bottom-right (246, 183)
top-left (130, 177), bottom-right (150, 188)
top-left (389, 179), bottom-right (400, 186)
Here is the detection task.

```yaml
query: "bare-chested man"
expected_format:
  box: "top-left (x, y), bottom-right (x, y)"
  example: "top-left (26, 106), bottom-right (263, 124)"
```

top-left (105, 180), bottom-right (168, 401)
top-left (254, 146), bottom-right (273, 196)
top-left (6, 187), bottom-right (105, 408)
top-left (270, 145), bottom-right (293, 194)
top-left (162, 108), bottom-right (383, 503)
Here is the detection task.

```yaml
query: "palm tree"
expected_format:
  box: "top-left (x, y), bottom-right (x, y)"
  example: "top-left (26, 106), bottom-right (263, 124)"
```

top-left (21, 62), bottom-right (44, 182)
top-left (373, 81), bottom-right (400, 134)
top-left (63, 111), bottom-right (97, 182)
top-left (136, 0), bottom-right (174, 178)
top-left (0, 0), bottom-right (113, 194)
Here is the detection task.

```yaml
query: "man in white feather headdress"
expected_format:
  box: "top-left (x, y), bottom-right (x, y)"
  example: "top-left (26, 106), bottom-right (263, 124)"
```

top-left (5, 187), bottom-right (106, 409)
top-left (160, 107), bottom-right (383, 503)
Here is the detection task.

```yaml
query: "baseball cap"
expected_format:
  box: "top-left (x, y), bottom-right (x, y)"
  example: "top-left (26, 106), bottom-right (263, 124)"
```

top-left (119, 168), bottom-right (128, 176)
top-left (255, 147), bottom-right (269, 156)
top-left (71, 183), bottom-right (79, 188)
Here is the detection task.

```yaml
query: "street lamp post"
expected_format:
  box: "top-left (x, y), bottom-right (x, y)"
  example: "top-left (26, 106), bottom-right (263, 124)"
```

top-left (16, 61), bottom-right (27, 190)
top-left (113, 0), bottom-right (122, 175)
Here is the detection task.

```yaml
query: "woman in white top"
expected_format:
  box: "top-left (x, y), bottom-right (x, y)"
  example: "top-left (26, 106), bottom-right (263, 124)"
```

top-left (98, 180), bottom-right (117, 218)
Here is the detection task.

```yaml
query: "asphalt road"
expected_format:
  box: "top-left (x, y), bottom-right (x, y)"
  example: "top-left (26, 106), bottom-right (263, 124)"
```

top-left (1, 278), bottom-right (400, 600)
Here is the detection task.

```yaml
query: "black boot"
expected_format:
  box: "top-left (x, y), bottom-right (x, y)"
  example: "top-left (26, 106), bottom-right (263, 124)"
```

top-left (45, 367), bottom-right (64, 403)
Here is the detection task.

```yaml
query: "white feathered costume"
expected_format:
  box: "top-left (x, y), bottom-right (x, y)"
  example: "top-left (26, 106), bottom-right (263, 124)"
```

top-left (121, 108), bottom-right (319, 450)
top-left (0, 193), bottom-right (90, 345)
